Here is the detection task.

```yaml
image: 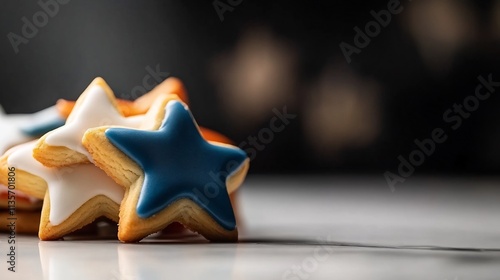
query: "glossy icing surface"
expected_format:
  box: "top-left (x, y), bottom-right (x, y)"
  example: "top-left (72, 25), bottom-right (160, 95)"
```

top-left (105, 101), bottom-right (247, 230)
top-left (57, 98), bottom-right (135, 119)
top-left (0, 105), bottom-right (63, 153)
top-left (7, 142), bottom-right (124, 225)
top-left (45, 80), bottom-right (144, 160)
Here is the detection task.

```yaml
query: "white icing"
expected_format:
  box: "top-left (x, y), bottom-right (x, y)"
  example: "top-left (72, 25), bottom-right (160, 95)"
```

top-left (0, 105), bottom-right (60, 154)
top-left (7, 142), bottom-right (124, 225)
top-left (44, 83), bottom-right (144, 160)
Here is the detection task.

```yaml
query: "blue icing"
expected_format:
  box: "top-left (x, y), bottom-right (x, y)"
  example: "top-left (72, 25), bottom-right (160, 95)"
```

top-left (105, 101), bottom-right (247, 231)
top-left (20, 117), bottom-right (65, 137)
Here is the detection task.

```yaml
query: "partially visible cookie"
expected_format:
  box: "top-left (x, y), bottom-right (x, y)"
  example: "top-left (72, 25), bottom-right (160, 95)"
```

top-left (131, 76), bottom-right (189, 115)
top-left (0, 105), bottom-right (64, 154)
top-left (0, 141), bottom-right (47, 200)
top-left (84, 100), bottom-right (249, 242)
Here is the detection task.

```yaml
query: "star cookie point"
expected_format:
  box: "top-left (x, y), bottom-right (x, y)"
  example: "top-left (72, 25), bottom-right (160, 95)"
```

top-left (34, 78), bottom-right (144, 167)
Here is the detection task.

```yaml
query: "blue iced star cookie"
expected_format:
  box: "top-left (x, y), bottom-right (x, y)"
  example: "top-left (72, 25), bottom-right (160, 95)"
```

top-left (105, 100), bottom-right (249, 241)
top-left (0, 105), bottom-right (65, 154)
top-left (19, 106), bottom-right (65, 137)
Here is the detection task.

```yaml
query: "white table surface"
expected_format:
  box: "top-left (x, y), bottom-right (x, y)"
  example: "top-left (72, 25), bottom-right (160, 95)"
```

top-left (1, 176), bottom-right (500, 279)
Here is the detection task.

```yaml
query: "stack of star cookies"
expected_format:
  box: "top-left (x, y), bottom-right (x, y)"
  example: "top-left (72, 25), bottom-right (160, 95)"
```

top-left (0, 77), bottom-right (249, 242)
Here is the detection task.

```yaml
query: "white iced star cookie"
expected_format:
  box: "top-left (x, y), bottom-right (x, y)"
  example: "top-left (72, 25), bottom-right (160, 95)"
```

top-left (0, 142), bottom-right (49, 199)
top-left (0, 105), bottom-right (28, 154)
top-left (3, 141), bottom-right (124, 240)
top-left (33, 77), bottom-right (144, 167)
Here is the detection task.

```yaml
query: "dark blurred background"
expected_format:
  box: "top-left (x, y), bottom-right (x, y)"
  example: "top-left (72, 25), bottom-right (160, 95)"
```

top-left (1, 0), bottom-right (500, 176)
